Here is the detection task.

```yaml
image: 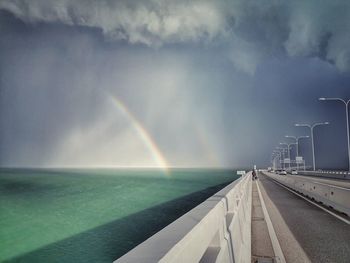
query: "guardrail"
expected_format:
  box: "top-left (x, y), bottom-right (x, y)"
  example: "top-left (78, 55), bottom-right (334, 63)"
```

top-left (263, 171), bottom-right (350, 216)
top-left (298, 170), bottom-right (350, 180)
top-left (115, 172), bottom-right (252, 263)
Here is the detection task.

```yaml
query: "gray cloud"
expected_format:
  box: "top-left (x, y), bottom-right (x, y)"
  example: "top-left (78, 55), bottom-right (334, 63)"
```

top-left (1, 0), bottom-right (350, 73)
top-left (0, 0), bottom-right (228, 46)
top-left (285, 1), bottom-right (350, 71)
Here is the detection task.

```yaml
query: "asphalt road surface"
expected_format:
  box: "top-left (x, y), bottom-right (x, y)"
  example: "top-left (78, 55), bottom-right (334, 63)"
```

top-left (258, 172), bottom-right (350, 263)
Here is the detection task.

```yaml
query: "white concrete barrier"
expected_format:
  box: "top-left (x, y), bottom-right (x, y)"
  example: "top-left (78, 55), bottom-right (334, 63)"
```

top-left (115, 173), bottom-right (252, 263)
top-left (298, 170), bottom-right (350, 180)
top-left (263, 172), bottom-right (350, 216)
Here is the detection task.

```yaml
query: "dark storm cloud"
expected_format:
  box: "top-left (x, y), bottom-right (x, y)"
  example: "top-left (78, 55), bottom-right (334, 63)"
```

top-left (1, 0), bottom-right (350, 73)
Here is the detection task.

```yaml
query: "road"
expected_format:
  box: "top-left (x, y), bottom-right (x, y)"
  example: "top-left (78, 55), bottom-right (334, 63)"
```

top-left (257, 172), bottom-right (350, 263)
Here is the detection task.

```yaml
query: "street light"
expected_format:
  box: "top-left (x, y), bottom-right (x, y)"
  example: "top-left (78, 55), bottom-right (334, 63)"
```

top-left (274, 155), bottom-right (281, 170)
top-left (295, 122), bottom-right (330, 171)
top-left (279, 142), bottom-right (297, 170)
top-left (276, 147), bottom-right (288, 170)
top-left (271, 153), bottom-right (276, 169)
top-left (285, 135), bottom-right (310, 156)
top-left (319, 97), bottom-right (350, 171)
top-left (270, 152), bottom-right (277, 164)
top-left (272, 151), bottom-right (282, 170)
top-left (284, 135), bottom-right (310, 170)
top-left (285, 135), bottom-right (310, 170)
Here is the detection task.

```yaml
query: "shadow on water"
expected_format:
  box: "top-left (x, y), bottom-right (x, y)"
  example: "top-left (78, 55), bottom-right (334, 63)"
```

top-left (0, 179), bottom-right (63, 196)
top-left (4, 182), bottom-right (232, 263)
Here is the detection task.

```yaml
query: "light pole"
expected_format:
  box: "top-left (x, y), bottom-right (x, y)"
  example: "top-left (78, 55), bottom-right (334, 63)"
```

top-left (276, 147), bottom-right (288, 170)
top-left (285, 135), bottom-right (310, 156)
top-left (275, 154), bottom-right (281, 170)
top-left (270, 153), bottom-right (275, 168)
top-left (271, 154), bottom-right (276, 170)
top-left (319, 97), bottom-right (350, 171)
top-left (285, 135), bottom-right (309, 170)
top-left (272, 151), bottom-right (281, 170)
top-left (279, 142), bottom-right (296, 170)
top-left (295, 122), bottom-right (330, 171)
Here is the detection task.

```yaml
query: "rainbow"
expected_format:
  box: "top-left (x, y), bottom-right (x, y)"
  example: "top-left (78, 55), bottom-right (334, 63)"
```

top-left (107, 94), bottom-right (169, 173)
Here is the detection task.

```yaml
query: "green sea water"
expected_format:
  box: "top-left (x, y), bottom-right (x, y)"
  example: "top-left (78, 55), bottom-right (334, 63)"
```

top-left (0, 168), bottom-right (239, 262)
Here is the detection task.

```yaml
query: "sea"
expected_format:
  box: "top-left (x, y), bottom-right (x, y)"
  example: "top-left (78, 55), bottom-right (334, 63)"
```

top-left (0, 168), bottom-right (240, 262)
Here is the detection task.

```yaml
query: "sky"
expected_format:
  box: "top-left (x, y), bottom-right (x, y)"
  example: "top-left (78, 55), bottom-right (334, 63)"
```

top-left (0, 0), bottom-right (349, 170)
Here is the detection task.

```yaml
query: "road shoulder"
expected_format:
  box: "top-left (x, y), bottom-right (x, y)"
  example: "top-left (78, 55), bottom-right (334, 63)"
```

top-left (257, 176), bottom-right (311, 263)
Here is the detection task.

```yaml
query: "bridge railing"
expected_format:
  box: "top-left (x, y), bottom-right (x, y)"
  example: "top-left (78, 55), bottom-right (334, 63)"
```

top-left (263, 171), bottom-right (350, 216)
top-left (298, 170), bottom-right (350, 180)
top-left (115, 172), bottom-right (252, 263)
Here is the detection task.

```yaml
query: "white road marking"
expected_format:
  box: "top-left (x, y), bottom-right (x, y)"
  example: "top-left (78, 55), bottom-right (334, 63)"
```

top-left (256, 181), bottom-right (286, 263)
top-left (271, 179), bottom-right (350, 225)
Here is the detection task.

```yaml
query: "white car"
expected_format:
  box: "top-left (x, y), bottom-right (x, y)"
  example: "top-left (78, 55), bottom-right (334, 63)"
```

top-left (291, 170), bottom-right (298, 175)
top-left (279, 170), bottom-right (287, 175)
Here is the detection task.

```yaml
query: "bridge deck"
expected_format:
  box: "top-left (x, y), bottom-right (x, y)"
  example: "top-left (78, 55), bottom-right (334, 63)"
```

top-left (257, 172), bottom-right (350, 262)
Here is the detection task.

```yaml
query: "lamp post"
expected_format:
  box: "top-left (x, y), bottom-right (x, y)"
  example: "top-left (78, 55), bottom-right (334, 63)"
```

top-left (272, 151), bottom-right (281, 170)
top-left (274, 154), bottom-right (281, 170)
top-left (285, 135), bottom-right (309, 170)
top-left (276, 147), bottom-right (288, 170)
top-left (275, 155), bottom-right (280, 170)
top-left (285, 135), bottom-right (310, 156)
top-left (279, 142), bottom-right (296, 170)
top-left (319, 97), bottom-right (350, 171)
top-left (270, 153), bottom-right (275, 168)
top-left (271, 154), bottom-right (276, 170)
top-left (295, 122), bottom-right (330, 171)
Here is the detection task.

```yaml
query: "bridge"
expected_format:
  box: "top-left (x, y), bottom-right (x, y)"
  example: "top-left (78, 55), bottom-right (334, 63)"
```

top-left (115, 171), bottom-right (350, 262)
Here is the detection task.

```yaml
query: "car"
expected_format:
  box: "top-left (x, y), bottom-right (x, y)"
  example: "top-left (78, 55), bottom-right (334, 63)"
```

top-left (279, 170), bottom-right (287, 175)
top-left (291, 170), bottom-right (298, 175)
